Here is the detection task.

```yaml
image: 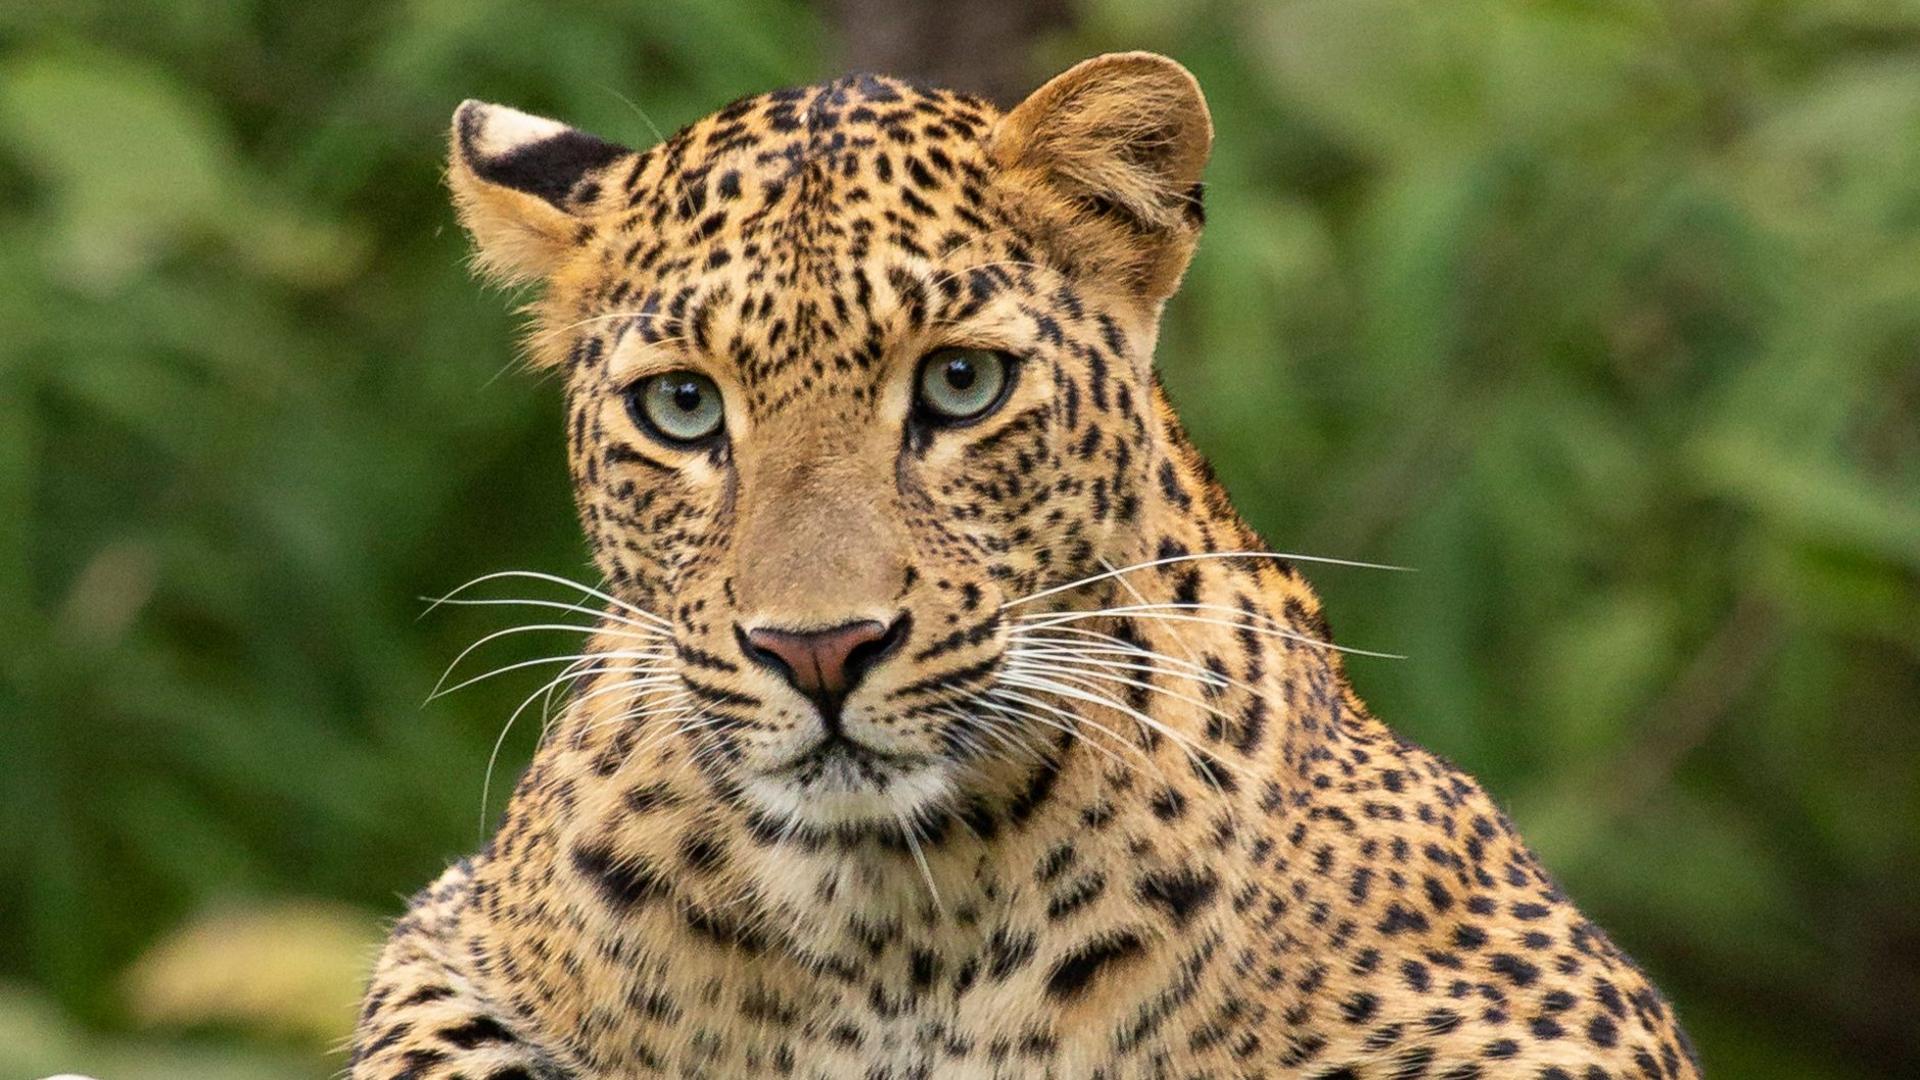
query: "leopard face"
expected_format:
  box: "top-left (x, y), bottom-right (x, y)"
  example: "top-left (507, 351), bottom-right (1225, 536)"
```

top-left (448, 57), bottom-right (1211, 835)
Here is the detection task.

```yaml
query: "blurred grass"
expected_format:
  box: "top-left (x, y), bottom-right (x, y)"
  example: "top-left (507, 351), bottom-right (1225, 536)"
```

top-left (1, 1), bottom-right (1916, 1076)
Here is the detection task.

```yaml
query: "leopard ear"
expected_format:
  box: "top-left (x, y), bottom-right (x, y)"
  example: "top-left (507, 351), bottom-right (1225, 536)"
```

top-left (447, 100), bottom-right (635, 285)
top-left (991, 52), bottom-right (1213, 303)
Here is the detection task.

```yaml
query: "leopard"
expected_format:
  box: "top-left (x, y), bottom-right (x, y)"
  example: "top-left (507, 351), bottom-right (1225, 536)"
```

top-left (350, 52), bottom-right (1701, 1080)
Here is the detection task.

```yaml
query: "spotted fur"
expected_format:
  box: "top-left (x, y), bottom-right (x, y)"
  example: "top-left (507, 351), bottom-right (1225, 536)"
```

top-left (352, 53), bottom-right (1699, 1080)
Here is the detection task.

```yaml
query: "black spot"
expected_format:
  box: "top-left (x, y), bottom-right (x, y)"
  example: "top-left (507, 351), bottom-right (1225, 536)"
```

top-left (679, 830), bottom-right (724, 873)
top-left (1489, 952), bottom-right (1540, 988)
top-left (1401, 959), bottom-right (1432, 993)
top-left (1135, 866), bottom-right (1219, 926)
top-left (1044, 930), bottom-right (1146, 1000)
top-left (1340, 991), bottom-right (1380, 1024)
top-left (1586, 1013), bottom-right (1619, 1048)
top-left (986, 926), bottom-right (1038, 979)
top-left (439, 1015), bottom-right (514, 1049)
top-left (909, 948), bottom-right (940, 991)
top-left (1390, 1046), bottom-right (1436, 1079)
top-left (570, 843), bottom-right (666, 910)
top-left (1149, 786), bottom-right (1187, 821)
top-left (1377, 902), bottom-right (1431, 935)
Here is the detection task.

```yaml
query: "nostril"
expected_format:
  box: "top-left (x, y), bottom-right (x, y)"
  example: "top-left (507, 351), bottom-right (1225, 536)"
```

top-left (843, 612), bottom-right (911, 686)
top-left (735, 625), bottom-right (795, 681)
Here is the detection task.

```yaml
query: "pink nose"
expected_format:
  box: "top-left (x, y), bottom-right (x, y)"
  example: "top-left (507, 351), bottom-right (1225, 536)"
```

top-left (738, 617), bottom-right (908, 717)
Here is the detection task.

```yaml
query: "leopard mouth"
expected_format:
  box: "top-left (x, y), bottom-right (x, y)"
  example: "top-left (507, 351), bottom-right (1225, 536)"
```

top-left (768, 733), bottom-right (927, 786)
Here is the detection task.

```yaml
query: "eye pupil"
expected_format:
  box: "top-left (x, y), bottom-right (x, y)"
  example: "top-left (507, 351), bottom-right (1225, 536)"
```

top-left (629, 370), bottom-right (724, 445)
top-left (916, 347), bottom-right (1011, 424)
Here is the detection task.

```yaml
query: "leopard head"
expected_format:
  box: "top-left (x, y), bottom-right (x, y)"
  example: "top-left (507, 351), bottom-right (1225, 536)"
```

top-left (447, 54), bottom-right (1212, 835)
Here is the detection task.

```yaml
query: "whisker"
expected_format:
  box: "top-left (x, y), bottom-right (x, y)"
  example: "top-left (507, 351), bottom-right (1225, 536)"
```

top-left (1009, 626), bottom-right (1282, 705)
top-left (935, 706), bottom-right (1048, 767)
top-left (1017, 605), bottom-right (1406, 660)
top-left (994, 672), bottom-right (1248, 787)
top-left (431, 621), bottom-right (664, 697)
top-left (460, 662), bottom-right (672, 820)
top-left (477, 661), bottom-right (669, 833)
top-left (1104, 556), bottom-right (1193, 663)
top-left (1003, 660), bottom-right (1241, 731)
top-left (619, 709), bottom-right (724, 757)
top-left (427, 569), bottom-right (674, 630)
top-left (563, 676), bottom-right (689, 723)
top-left (424, 595), bottom-right (668, 635)
top-left (1009, 633), bottom-right (1295, 749)
top-left (1010, 624), bottom-right (1224, 670)
top-left (894, 807), bottom-right (944, 915)
top-left (1002, 551), bottom-right (1411, 610)
top-left (428, 649), bottom-right (672, 701)
top-left (978, 688), bottom-right (1166, 784)
top-left (1008, 641), bottom-right (1231, 694)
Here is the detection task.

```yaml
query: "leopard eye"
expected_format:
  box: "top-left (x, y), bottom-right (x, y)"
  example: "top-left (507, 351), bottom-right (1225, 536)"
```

top-left (628, 370), bottom-right (725, 445)
top-left (915, 347), bottom-right (1012, 423)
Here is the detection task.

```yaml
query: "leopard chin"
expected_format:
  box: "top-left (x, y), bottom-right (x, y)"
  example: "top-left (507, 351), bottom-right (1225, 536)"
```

top-left (740, 751), bottom-right (957, 831)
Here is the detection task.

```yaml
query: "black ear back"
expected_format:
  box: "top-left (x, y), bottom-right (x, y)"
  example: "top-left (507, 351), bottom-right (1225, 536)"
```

top-left (455, 101), bottom-right (630, 208)
top-left (447, 101), bottom-right (640, 284)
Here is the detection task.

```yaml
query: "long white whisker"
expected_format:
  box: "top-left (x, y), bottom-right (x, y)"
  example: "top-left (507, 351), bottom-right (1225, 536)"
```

top-left (960, 708), bottom-right (1040, 762)
top-left (428, 649), bottom-right (672, 701)
top-left (619, 709), bottom-right (723, 756)
top-left (562, 680), bottom-right (691, 731)
top-left (1099, 552), bottom-right (1208, 667)
top-left (425, 595), bottom-right (668, 634)
top-left (428, 569), bottom-right (674, 629)
top-left (894, 807), bottom-right (944, 915)
top-left (979, 688), bottom-right (1165, 783)
top-left (1010, 634), bottom-right (1298, 744)
top-left (1003, 551), bottom-right (1410, 610)
top-left (1009, 642), bottom-right (1234, 695)
top-left (995, 672), bottom-right (1247, 787)
top-left (432, 622), bottom-right (663, 697)
top-left (1017, 605), bottom-right (1405, 660)
top-left (936, 706), bottom-right (1048, 766)
top-left (1009, 624), bottom-right (1235, 680)
top-left (1003, 660), bottom-right (1240, 731)
top-left (478, 661), bottom-right (669, 833)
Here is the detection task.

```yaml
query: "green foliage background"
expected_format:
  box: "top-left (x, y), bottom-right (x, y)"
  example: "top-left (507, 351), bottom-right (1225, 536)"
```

top-left (2, 1), bottom-right (1916, 1076)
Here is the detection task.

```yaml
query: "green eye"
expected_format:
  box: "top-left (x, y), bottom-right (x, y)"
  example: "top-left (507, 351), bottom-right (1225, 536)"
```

top-left (915, 347), bottom-right (1012, 423)
top-left (628, 370), bottom-right (725, 445)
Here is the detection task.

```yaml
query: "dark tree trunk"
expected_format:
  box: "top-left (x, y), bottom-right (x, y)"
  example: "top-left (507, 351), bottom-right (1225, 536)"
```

top-left (820, 0), bottom-right (1074, 105)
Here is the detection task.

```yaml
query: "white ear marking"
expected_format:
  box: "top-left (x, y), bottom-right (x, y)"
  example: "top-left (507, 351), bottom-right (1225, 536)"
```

top-left (457, 100), bottom-right (573, 162)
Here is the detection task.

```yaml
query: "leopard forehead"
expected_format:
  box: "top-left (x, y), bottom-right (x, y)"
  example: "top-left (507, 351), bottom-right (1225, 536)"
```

top-left (544, 75), bottom-right (1128, 428)
top-left (573, 90), bottom-right (1044, 427)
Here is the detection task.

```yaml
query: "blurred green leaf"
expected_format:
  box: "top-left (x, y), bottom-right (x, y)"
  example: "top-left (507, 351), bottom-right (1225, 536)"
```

top-left (1, 1), bottom-right (1915, 1076)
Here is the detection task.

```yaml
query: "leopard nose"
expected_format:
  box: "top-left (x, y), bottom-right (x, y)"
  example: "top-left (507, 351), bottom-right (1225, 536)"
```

top-left (736, 615), bottom-right (910, 720)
